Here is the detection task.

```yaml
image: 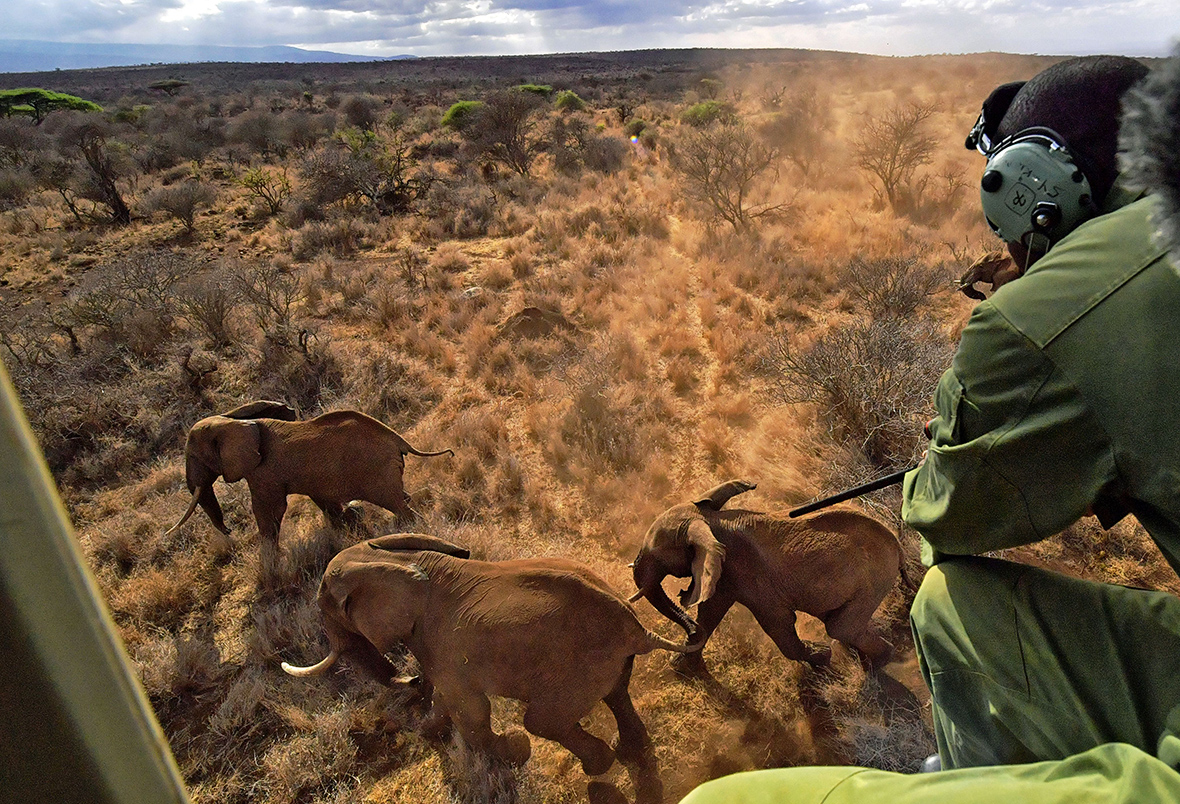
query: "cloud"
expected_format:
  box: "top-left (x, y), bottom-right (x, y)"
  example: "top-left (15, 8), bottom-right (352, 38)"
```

top-left (3, 0), bottom-right (1178, 57)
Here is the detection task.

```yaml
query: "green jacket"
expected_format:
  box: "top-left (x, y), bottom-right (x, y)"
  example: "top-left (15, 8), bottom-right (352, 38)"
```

top-left (903, 193), bottom-right (1180, 571)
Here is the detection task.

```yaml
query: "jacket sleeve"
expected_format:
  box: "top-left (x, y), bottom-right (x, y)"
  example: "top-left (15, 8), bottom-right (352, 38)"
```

top-left (902, 301), bottom-right (1118, 560)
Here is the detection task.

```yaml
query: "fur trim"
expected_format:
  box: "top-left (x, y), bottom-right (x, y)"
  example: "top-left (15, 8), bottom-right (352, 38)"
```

top-left (1119, 46), bottom-right (1180, 261)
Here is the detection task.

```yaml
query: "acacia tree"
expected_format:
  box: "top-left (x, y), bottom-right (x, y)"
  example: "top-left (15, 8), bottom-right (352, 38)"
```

top-left (853, 102), bottom-right (938, 211)
top-left (670, 120), bottom-right (785, 231)
top-left (0, 89), bottom-right (102, 124)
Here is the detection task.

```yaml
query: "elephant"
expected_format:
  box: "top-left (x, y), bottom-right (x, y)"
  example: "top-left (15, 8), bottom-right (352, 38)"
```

top-left (629, 479), bottom-right (914, 672)
top-left (165, 403), bottom-right (454, 569)
top-left (282, 533), bottom-right (696, 777)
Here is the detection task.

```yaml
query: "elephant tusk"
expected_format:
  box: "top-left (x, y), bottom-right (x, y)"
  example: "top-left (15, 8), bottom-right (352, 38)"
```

top-left (282, 649), bottom-right (339, 677)
top-left (628, 589), bottom-right (645, 603)
top-left (164, 488), bottom-right (202, 537)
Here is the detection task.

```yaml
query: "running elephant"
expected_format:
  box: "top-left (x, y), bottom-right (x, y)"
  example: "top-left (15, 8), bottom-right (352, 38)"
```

top-left (282, 533), bottom-right (696, 777)
top-left (165, 403), bottom-right (453, 569)
top-left (629, 479), bottom-right (914, 672)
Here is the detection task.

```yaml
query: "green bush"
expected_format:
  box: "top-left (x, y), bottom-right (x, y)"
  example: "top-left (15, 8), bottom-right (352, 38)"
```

top-left (554, 90), bottom-right (587, 112)
top-left (515, 84), bottom-right (553, 96)
top-left (624, 119), bottom-right (647, 139)
top-left (680, 100), bottom-right (736, 128)
top-left (440, 100), bottom-right (484, 132)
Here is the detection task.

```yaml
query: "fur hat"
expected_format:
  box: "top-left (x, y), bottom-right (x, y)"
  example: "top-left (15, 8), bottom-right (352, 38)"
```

top-left (1119, 45), bottom-right (1180, 263)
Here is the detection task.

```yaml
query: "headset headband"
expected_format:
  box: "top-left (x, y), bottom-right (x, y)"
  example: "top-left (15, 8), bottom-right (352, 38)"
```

top-left (965, 80), bottom-right (1027, 155)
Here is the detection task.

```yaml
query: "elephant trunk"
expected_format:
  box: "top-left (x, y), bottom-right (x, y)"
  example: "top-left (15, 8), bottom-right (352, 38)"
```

top-left (185, 454), bottom-right (230, 535)
top-left (631, 556), bottom-right (698, 638)
top-left (282, 649), bottom-right (339, 677)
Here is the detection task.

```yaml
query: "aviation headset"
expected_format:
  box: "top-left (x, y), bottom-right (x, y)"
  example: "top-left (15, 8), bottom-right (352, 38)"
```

top-left (965, 81), bottom-right (1099, 252)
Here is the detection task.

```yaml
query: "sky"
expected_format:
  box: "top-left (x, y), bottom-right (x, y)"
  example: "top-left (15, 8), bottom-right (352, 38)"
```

top-left (6, 0), bottom-right (1180, 60)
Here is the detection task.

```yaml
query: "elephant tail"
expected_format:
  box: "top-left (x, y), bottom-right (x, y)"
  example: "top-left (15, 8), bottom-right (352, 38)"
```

top-left (895, 523), bottom-right (919, 593)
top-left (898, 553), bottom-right (919, 592)
top-left (282, 649), bottom-right (339, 677)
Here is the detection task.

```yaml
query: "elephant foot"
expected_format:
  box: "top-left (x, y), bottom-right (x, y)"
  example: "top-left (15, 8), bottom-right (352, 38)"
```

top-left (419, 708), bottom-right (452, 740)
top-left (804, 645), bottom-right (832, 668)
top-left (339, 503), bottom-right (366, 530)
top-left (633, 766), bottom-right (665, 804)
top-left (495, 729), bottom-right (532, 766)
top-left (611, 729), bottom-right (651, 766)
top-left (587, 781), bottom-right (629, 804)
top-left (578, 740), bottom-right (616, 777)
top-left (670, 649), bottom-right (707, 677)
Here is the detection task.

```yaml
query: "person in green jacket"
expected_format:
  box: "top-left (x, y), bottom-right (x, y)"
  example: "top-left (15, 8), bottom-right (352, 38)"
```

top-left (682, 52), bottom-right (1180, 803)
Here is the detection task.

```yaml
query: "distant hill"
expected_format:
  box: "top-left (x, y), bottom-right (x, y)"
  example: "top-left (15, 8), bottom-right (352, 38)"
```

top-left (0, 40), bottom-right (414, 74)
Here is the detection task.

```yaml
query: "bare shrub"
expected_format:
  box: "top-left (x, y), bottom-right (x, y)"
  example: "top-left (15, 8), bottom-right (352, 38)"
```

top-left (176, 272), bottom-right (241, 349)
top-left (670, 121), bottom-right (786, 231)
top-left (143, 180), bottom-right (218, 233)
top-left (228, 109), bottom-right (286, 158)
top-left (461, 89), bottom-right (547, 176)
top-left (47, 114), bottom-right (134, 226)
top-left (757, 86), bottom-right (834, 179)
top-left (56, 249), bottom-right (191, 359)
top-left (292, 217), bottom-right (372, 260)
top-left (841, 255), bottom-right (951, 321)
top-left (252, 328), bottom-right (341, 413)
top-left (548, 116), bottom-right (627, 175)
top-left (300, 128), bottom-right (434, 215)
top-left (766, 316), bottom-right (952, 468)
top-left (853, 102), bottom-right (938, 211)
top-left (230, 258), bottom-right (305, 335)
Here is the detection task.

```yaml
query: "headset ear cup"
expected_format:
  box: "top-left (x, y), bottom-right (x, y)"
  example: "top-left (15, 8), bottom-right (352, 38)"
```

top-left (979, 130), bottom-right (1095, 248)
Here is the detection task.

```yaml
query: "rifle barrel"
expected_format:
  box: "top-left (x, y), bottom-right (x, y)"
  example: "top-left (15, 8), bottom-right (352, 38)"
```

top-left (788, 466), bottom-right (916, 518)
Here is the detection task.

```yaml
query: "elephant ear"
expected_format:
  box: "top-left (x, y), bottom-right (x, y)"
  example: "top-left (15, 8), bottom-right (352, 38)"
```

top-left (684, 518), bottom-right (726, 607)
top-left (217, 419), bottom-right (263, 483)
top-left (221, 399), bottom-right (298, 421)
top-left (694, 479), bottom-right (757, 511)
top-left (367, 533), bottom-right (471, 559)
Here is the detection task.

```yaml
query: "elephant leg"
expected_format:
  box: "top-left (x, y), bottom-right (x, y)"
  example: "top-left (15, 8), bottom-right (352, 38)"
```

top-left (371, 495), bottom-right (417, 526)
top-left (443, 687), bottom-right (531, 766)
top-left (313, 497), bottom-right (347, 526)
top-left (252, 493), bottom-right (286, 580)
top-left (822, 597), bottom-right (894, 670)
top-left (418, 690), bottom-right (453, 740)
top-left (602, 657), bottom-right (650, 764)
top-left (674, 587), bottom-right (736, 674)
top-left (522, 700), bottom-right (615, 776)
top-left (752, 607), bottom-right (831, 668)
top-left (313, 498), bottom-right (365, 531)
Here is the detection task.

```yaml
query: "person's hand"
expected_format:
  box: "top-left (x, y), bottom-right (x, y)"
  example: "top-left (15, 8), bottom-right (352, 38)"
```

top-left (958, 250), bottom-right (1022, 299)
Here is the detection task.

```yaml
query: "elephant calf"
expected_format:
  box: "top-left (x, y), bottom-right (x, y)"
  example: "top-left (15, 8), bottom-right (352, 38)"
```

top-left (165, 402), bottom-right (453, 570)
top-left (630, 479), bottom-right (914, 672)
top-left (282, 533), bottom-right (695, 776)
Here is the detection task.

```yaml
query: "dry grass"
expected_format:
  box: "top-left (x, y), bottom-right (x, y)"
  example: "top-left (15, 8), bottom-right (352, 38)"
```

top-left (3, 49), bottom-right (1163, 804)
